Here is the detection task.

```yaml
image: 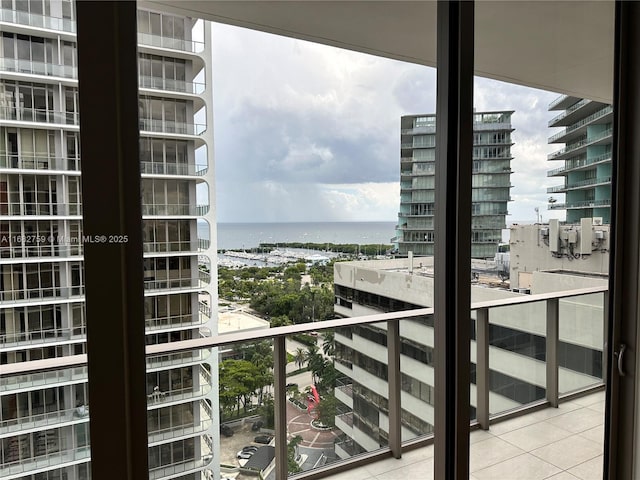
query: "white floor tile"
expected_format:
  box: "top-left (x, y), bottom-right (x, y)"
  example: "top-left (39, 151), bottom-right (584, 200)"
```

top-left (472, 453), bottom-right (560, 480)
top-left (531, 436), bottom-right (602, 470)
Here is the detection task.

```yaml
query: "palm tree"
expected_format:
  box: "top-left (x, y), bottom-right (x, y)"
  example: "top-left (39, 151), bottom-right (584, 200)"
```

top-left (294, 347), bottom-right (306, 369)
top-left (321, 330), bottom-right (335, 357)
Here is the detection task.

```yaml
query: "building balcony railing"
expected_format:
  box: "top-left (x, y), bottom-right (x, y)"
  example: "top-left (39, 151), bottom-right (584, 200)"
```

top-left (143, 276), bottom-right (205, 292)
top-left (148, 451), bottom-right (213, 480)
top-left (548, 98), bottom-right (591, 126)
top-left (0, 286), bottom-right (84, 305)
top-left (143, 240), bottom-right (198, 254)
top-left (548, 94), bottom-right (570, 110)
top-left (548, 105), bottom-right (613, 143)
top-left (139, 118), bottom-right (206, 136)
top-left (0, 204), bottom-right (82, 217)
top-left (146, 348), bottom-right (212, 371)
top-left (2, 286), bottom-right (607, 479)
top-left (0, 154), bottom-right (81, 171)
top-left (145, 313), bottom-right (206, 332)
top-left (139, 75), bottom-right (205, 95)
top-left (140, 161), bottom-right (208, 177)
top-left (0, 107), bottom-right (78, 126)
top-left (0, 366), bottom-right (87, 393)
top-left (548, 199), bottom-right (611, 210)
top-left (548, 128), bottom-right (613, 160)
top-left (147, 367), bottom-right (212, 407)
top-left (0, 406), bottom-right (89, 439)
top-left (546, 176), bottom-right (611, 193)
top-left (0, 58), bottom-right (76, 79)
top-left (0, 244), bottom-right (83, 260)
top-left (0, 445), bottom-right (90, 479)
top-left (0, 8), bottom-right (76, 33)
top-left (141, 204), bottom-right (209, 216)
top-left (547, 152), bottom-right (612, 176)
top-left (0, 326), bottom-right (84, 349)
top-left (148, 404), bottom-right (212, 445)
top-left (137, 32), bottom-right (205, 54)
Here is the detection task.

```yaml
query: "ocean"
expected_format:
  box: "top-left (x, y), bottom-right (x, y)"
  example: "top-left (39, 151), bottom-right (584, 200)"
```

top-left (201, 221), bottom-right (518, 251)
top-left (205, 221), bottom-right (397, 250)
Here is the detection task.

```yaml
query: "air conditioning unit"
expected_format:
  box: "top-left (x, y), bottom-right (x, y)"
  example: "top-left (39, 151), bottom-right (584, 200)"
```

top-left (540, 227), bottom-right (549, 237)
top-left (595, 230), bottom-right (605, 240)
top-left (593, 217), bottom-right (603, 226)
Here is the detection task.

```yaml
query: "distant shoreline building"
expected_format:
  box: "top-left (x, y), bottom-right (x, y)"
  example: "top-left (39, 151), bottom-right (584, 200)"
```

top-left (394, 112), bottom-right (514, 258)
top-left (547, 96), bottom-right (612, 223)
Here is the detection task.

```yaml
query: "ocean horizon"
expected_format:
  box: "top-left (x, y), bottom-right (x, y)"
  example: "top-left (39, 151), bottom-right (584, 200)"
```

top-left (202, 220), bottom-right (534, 250)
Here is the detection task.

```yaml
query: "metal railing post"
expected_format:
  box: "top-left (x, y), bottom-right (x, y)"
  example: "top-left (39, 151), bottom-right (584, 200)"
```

top-left (476, 308), bottom-right (490, 429)
top-left (546, 298), bottom-right (559, 408)
top-left (388, 319), bottom-right (402, 458)
top-left (274, 336), bottom-right (288, 480)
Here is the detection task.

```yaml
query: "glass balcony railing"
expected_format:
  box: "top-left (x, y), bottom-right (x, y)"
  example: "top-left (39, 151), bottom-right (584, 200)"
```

top-left (548, 105), bottom-right (613, 143)
top-left (548, 128), bottom-right (613, 160)
top-left (141, 204), bottom-right (209, 216)
top-left (0, 243), bottom-right (83, 260)
top-left (547, 176), bottom-right (611, 193)
top-left (0, 406), bottom-right (89, 437)
top-left (0, 154), bottom-right (81, 171)
top-left (143, 240), bottom-right (198, 253)
top-left (548, 98), bottom-right (591, 126)
top-left (0, 327), bottom-right (84, 348)
top-left (139, 118), bottom-right (206, 136)
top-left (145, 312), bottom-right (208, 331)
top-left (547, 152), bottom-right (612, 176)
top-left (139, 75), bottom-right (205, 95)
top-left (0, 203), bottom-right (82, 216)
top-left (0, 58), bottom-right (76, 79)
top-left (0, 445), bottom-right (91, 479)
top-left (2, 286), bottom-right (606, 479)
top-left (0, 107), bottom-right (78, 126)
top-left (0, 8), bottom-right (76, 32)
top-left (0, 285), bottom-right (84, 305)
top-left (140, 161), bottom-right (208, 176)
top-left (548, 199), bottom-right (611, 210)
top-left (137, 32), bottom-right (205, 54)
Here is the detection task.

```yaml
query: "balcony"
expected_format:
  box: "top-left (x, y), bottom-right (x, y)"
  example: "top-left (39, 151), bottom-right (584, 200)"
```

top-left (0, 8), bottom-right (76, 33)
top-left (0, 445), bottom-right (91, 480)
top-left (0, 285), bottom-right (84, 307)
top-left (547, 152), bottom-right (612, 177)
top-left (548, 199), bottom-right (611, 210)
top-left (548, 105), bottom-right (613, 144)
top-left (0, 154), bottom-right (81, 171)
top-left (139, 118), bottom-right (206, 136)
top-left (139, 75), bottom-right (205, 95)
top-left (547, 176), bottom-right (611, 193)
top-left (547, 128), bottom-right (613, 161)
top-left (0, 406), bottom-right (89, 438)
top-left (0, 107), bottom-right (78, 126)
top-left (0, 58), bottom-right (77, 79)
top-left (141, 204), bottom-right (209, 216)
top-left (140, 161), bottom-right (208, 177)
top-left (137, 32), bottom-right (205, 54)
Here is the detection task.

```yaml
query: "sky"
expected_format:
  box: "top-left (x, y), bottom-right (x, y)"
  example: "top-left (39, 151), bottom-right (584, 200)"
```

top-left (210, 23), bottom-right (566, 224)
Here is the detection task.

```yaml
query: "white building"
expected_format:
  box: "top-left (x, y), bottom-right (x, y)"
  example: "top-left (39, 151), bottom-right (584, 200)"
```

top-left (0, 3), bottom-right (217, 479)
top-left (333, 258), bottom-right (606, 457)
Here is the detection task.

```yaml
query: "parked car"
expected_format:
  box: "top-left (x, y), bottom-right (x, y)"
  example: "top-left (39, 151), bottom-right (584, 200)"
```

top-left (254, 434), bottom-right (273, 444)
top-left (251, 420), bottom-right (264, 431)
top-left (242, 446), bottom-right (258, 453)
top-left (237, 450), bottom-right (256, 459)
top-left (220, 424), bottom-right (233, 437)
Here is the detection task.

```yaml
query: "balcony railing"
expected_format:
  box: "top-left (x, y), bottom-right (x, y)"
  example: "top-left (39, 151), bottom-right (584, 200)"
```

top-left (141, 204), bottom-right (209, 216)
top-left (0, 8), bottom-right (76, 32)
top-left (137, 32), bottom-right (205, 54)
top-left (547, 151), bottom-right (612, 176)
top-left (139, 118), bottom-right (206, 136)
top-left (0, 107), bottom-right (78, 126)
top-left (0, 326), bottom-right (84, 348)
top-left (548, 128), bottom-right (613, 160)
top-left (0, 154), bottom-right (81, 171)
top-left (548, 105), bottom-right (613, 143)
top-left (0, 203), bottom-right (82, 217)
top-left (548, 199), bottom-right (611, 210)
top-left (139, 75), bottom-right (205, 95)
top-left (548, 98), bottom-right (591, 126)
top-left (546, 176), bottom-right (611, 193)
top-left (0, 285), bottom-right (84, 305)
top-left (143, 240), bottom-right (197, 254)
top-left (0, 244), bottom-right (83, 260)
top-left (1, 286), bottom-right (607, 479)
top-left (0, 58), bottom-right (76, 79)
top-left (0, 406), bottom-right (89, 438)
top-left (0, 445), bottom-right (91, 479)
top-left (140, 161), bottom-right (208, 176)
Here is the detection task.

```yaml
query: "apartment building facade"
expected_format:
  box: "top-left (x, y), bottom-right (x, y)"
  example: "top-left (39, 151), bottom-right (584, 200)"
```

top-left (547, 96), bottom-right (613, 224)
top-left (0, 2), bottom-right (217, 479)
top-left (332, 259), bottom-right (606, 457)
top-left (395, 112), bottom-right (513, 258)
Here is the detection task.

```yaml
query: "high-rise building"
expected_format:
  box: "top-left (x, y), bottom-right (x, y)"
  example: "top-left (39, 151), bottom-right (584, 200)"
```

top-left (0, 3), bottom-right (217, 479)
top-left (394, 112), bottom-right (513, 258)
top-left (547, 96), bottom-right (613, 224)
top-left (332, 258), bottom-right (606, 458)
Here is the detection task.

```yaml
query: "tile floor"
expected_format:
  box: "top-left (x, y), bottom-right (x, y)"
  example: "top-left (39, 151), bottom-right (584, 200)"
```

top-left (324, 391), bottom-right (605, 480)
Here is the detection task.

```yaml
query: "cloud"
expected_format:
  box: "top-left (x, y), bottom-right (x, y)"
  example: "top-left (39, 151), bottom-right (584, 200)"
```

top-left (211, 23), bottom-right (565, 224)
